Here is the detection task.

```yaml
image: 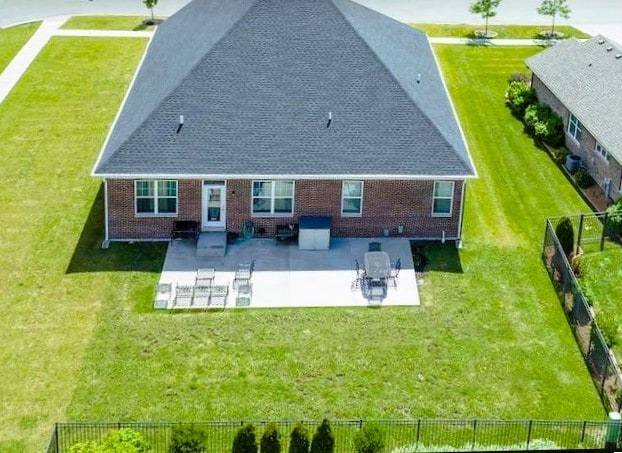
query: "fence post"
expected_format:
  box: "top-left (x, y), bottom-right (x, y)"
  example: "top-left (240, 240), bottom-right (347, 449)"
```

top-left (526, 420), bottom-right (532, 449)
top-left (416, 419), bottom-right (421, 449)
top-left (601, 212), bottom-right (609, 251)
top-left (577, 214), bottom-right (584, 255)
top-left (55, 423), bottom-right (60, 453)
top-left (471, 419), bottom-right (477, 450)
top-left (605, 412), bottom-right (621, 451)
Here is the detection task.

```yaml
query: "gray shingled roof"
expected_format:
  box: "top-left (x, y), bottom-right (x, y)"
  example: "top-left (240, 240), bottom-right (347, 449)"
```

top-left (93, 0), bottom-right (475, 178)
top-left (526, 36), bottom-right (622, 163)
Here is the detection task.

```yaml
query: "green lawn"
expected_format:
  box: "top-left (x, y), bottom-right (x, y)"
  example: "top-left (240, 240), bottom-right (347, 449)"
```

top-left (578, 243), bottom-right (622, 358)
top-left (412, 24), bottom-right (590, 39)
top-left (0, 39), bottom-right (605, 452)
top-left (62, 15), bottom-right (160, 31)
top-left (0, 22), bottom-right (40, 74)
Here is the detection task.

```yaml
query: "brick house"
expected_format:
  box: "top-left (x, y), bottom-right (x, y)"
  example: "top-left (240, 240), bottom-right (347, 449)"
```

top-left (526, 36), bottom-right (622, 203)
top-left (92, 0), bottom-right (476, 243)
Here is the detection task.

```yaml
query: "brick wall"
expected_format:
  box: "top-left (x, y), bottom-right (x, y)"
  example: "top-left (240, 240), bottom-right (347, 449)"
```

top-left (532, 75), bottom-right (622, 200)
top-left (107, 178), bottom-right (465, 240)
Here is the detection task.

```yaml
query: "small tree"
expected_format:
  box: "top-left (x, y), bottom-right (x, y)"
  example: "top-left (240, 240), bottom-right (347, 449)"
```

top-left (555, 216), bottom-right (574, 257)
top-left (537, 0), bottom-right (571, 37)
top-left (143, 0), bottom-right (158, 23)
top-left (469, 0), bottom-right (501, 36)
top-left (260, 424), bottom-right (281, 453)
top-left (289, 423), bottom-right (311, 453)
top-left (606, 198), bottom-right (622, 236)
top-left (310, 419), bottom-right (334, 453)
top-left (169, 425), bottom-right (208, 453)
top-left (354, 424), bottom-right (385, 453)
top-left (233, 424), bottom-right (258, 453)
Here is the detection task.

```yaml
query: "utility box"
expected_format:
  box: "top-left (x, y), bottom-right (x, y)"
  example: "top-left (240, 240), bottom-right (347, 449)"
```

top-left (298, 216), bottom-right (331, 250)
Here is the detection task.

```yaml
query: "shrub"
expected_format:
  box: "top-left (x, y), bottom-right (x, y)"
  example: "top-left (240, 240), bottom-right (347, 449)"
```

top-left (289, 423), bottom-right (311, 453)
top-left (310, 419), bottom-right (334, 453)
top-left (507, 72), bottom-right (531, 84)
top-left (597, 314), bottom-right (619, 348)
top-left (570, 255), bottom-right (583, 278)
top-left (233, 424), bottom-right (258, 453)
top-left (523, 103), bottom-right (564, 146)
top-left (69, 429), bottom-right (152, 453)
top-left (551, 146), bottom-right (569, 163)
top-left (555, 217), bottom-right (574, 257)
top-left (169, 425), bottom-right (208, 453)
top-left (606, 198), bottom-right (622, 235)
top-left (261, 424), bottom-right (281, 453)
top-left (354, 424), bottom-right (385, 453)
top-left (574, 166), bottom-right (594, 188)
top-left (505, 80), bottom-right (537, 117)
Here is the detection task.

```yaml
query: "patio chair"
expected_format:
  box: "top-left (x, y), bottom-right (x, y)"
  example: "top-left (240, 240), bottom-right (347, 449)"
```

top-left (235, 281), bottom-right (253, 307)
top-left (388, 258), bottom-right (401, 287)
top-left (195, 268), bottom-right (215, 287)
top-left (173, 284), bottom-right (194, 308)
top-left (233, 260), bottom-right (255, 289)
top-left (153, 283), bottom-right (172, 309)
top-left (368, 241), bottom-right (381, 252)
top-left (209, 285), bottom-right (229, 310)
top-left (193, 285), bottom-right (211, 308)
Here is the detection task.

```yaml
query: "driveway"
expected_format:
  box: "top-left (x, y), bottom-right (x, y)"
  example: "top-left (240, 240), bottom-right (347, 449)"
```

top-left (1, 0), bottom-right (621, 28)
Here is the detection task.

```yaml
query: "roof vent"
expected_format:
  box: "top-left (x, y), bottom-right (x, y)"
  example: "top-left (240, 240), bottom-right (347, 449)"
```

top-left (616, 54), bottom-right (622, 59)
top-left (326, 111), bottom-right (332, 128)
top-left (176, 114), bottom-right (184, 134)
top-left (606, 46), bottom-right (613, 51)
top-left (598, 39), bottom-right (605, 44)
top-left (416, 73), bottom-right (421, 84)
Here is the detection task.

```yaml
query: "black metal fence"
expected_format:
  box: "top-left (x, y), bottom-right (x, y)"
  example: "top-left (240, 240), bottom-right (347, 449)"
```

top-left (542, 217), bottom-right (622, 412)
top-left (46, 419), bottom-right (619, 453)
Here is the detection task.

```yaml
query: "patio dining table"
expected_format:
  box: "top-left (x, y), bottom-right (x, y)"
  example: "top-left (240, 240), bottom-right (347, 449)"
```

top-left (364, 251), bottom-right (391, 280)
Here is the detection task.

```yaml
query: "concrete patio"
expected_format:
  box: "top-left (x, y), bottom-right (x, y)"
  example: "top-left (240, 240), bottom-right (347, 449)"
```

top-left (158, 237), bottom-right (420, 309)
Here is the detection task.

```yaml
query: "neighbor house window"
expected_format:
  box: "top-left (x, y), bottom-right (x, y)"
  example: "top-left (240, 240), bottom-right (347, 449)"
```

top-left (568, 114), bottom-right (583, 142)
top-left (252, 180), bottom-right (294, 215)
top-left (432, 181), bottom-right (454, 216)
top-left (595, 142), bottom-right (610, 163)
top-left (135, 180), bottom-right (177, 215)
top-left (341, 181), bottom-right (363, 216)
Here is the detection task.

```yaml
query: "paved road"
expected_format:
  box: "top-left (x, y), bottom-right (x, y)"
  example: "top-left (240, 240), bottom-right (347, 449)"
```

top-left (1, 0), bottom-right (621, 28)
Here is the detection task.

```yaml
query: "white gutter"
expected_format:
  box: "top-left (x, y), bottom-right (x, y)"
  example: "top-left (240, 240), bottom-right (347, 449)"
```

top-left (92, 172), bottom-right (477, 180)
top-left (103, 178), bottom-right (110, 248)
top-left (456, 179), bottom-right (467, 248)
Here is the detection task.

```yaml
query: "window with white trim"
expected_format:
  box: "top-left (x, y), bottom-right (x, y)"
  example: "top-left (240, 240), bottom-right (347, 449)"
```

top-left (135, 180), bottom-right (177, 215)
top-left (432, 181), bottom-right (454, 216)
top-left (252, 180), bottom-right (294, 215)
top-left (595, 142), bottom-right (610, 163)
top-left (568, 114), bottom-right (583, 143)
top-left (341, 181), bottom-right (363, 216)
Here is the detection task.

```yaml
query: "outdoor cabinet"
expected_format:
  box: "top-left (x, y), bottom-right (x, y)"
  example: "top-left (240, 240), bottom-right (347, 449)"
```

top-left (298, 216), bottom-right (331, 250)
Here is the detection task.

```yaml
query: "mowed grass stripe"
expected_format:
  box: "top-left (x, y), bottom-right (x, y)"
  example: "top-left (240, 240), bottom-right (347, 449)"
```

top-left (0, 37), bottom-right (150, 452)
top-left (0, 22), bottom-right (40, 74)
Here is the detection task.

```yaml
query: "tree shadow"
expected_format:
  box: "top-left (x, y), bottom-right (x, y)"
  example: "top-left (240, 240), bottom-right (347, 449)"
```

top-left (412, 240), bottom-right (463, 273)
top-left (66, 184), bottom-right (167, 274)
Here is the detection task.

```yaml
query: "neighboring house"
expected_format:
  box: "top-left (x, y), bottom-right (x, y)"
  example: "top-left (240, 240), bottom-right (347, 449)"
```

top-left (526, 36), bottom-right (622, 203)
top-left (92, 0), bottom-right (476, 243)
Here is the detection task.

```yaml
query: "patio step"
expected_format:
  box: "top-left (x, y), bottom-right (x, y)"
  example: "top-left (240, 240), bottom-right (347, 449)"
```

top-left (196, 232), bottom-right (227, 257)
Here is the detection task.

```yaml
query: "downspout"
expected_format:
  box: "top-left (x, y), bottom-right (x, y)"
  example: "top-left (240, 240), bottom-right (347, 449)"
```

top-left (103, 178), bottom-right (110, 248)
top-left (456, 180), bottom-right (467, 248)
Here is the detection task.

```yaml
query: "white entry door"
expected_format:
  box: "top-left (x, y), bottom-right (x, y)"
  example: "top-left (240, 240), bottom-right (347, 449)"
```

top-left (202, 182), bottom-right (226, 229)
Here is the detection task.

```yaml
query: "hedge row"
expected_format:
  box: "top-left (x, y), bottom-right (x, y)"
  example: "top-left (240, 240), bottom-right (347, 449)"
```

top-left (68, 420), bottom-right (385, 453)
top-left (504, 75), bottom-right (564, 148)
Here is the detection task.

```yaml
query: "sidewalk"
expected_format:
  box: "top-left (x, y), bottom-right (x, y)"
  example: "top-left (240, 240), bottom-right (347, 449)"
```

top-left (0, 15), bottom-right (68, 105)
top-left (428, 37), bottom-right (568, 46)
top-left (0, 17), bottom-right (154, 106)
